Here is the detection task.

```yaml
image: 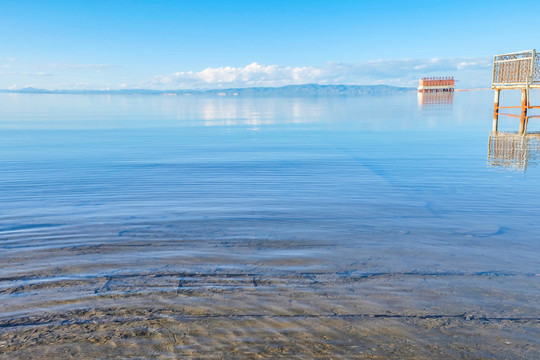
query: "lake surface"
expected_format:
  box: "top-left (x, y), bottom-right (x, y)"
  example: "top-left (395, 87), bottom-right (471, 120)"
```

top-left (1, 91), bottom-right (539, 359)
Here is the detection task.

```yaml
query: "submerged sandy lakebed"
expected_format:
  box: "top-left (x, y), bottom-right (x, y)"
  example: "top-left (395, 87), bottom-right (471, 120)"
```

top-left (1, 93), bottom-right (539, 358)
top-left (1, 220), bottom-right (538, 359)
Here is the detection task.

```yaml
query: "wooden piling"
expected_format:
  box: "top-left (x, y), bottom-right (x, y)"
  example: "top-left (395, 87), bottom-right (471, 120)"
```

top-left (519, 89), bottom-right (528, 135)
top-left (493, 89), bottom-right (500, 133)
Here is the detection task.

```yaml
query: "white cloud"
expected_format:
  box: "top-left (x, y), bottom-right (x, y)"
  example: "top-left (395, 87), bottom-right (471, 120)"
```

top-left (48, 63), bottom-right (122, 71)
top-left (152, 63), bottom-right (324, 88)
top-left (0, 71), bottom-right (53, 77)
top-left (149, 57), bottom-right (492, 89)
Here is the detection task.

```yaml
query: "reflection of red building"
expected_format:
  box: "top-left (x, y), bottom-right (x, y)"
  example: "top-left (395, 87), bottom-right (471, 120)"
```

top-left (418, 77), bottom-right (455, 93)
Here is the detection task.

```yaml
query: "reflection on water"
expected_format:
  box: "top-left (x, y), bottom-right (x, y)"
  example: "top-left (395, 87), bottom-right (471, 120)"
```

top-left (0, 94), bottom-right (326, 129)
top-left (488, 131), bottom-right (540, 171)
top-left (200, 98), bottom-right (322, 127)
top-left (417, 92), bottom-right (454, 107)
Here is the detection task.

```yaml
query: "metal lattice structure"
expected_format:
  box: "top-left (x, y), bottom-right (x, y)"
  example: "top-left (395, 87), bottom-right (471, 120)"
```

top-left (492, 49), bottom-right (540, 135)
top-left (492, 50), bottom-right (540, 88)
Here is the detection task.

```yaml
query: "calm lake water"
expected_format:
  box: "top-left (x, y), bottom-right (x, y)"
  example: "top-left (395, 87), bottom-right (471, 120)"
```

top-left (1, 91), bottom-right (539, 359)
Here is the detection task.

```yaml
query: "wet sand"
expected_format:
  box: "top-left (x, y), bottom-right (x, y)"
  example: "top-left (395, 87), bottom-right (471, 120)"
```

top-left (1, 221), bottom-right (539, 359)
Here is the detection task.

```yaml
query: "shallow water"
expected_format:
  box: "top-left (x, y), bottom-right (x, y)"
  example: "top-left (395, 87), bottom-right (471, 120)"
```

top-left (1, 91), bottom-right (539, 359)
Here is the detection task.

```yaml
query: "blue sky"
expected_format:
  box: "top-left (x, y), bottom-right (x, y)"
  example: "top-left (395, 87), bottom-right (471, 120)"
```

top-left (1, 0), bottom-right (539, 90)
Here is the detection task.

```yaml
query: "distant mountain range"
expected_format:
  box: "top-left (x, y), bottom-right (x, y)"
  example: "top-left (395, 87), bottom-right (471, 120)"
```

top-left (0, 84), bottom-right (415, 96)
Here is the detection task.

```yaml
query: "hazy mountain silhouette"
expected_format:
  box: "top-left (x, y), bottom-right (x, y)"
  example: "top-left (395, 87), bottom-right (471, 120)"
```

top-left (1, 84), bottom-right (414, 96)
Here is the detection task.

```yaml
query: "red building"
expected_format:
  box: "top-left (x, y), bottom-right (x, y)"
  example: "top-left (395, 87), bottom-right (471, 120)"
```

top-left (418, 77), bottom-right (455, 93)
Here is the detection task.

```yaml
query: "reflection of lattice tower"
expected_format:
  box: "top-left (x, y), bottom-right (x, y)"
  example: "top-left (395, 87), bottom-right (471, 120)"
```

top-left (488, 132), bottom-right (540, 171)
top-left (492, 50), bottom-right (540, 134)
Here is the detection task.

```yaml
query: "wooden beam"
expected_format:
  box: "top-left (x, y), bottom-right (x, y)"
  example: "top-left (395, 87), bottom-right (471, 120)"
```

top-left (498, 113), bottom-right (521, 118)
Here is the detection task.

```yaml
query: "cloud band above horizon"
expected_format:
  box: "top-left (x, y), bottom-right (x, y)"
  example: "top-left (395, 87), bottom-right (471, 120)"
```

top-left (1, 57), bottom-right (492, 90)
top-left (149, 57), bottom-right (492, 90)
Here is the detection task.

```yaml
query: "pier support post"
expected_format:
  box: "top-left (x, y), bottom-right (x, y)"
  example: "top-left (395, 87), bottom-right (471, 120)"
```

top-left (493, 89), bottom-right (500, 133)
top-left (519, 89), bottom-right (528, 135)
